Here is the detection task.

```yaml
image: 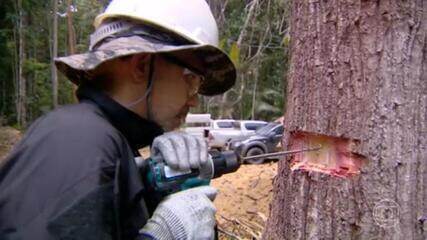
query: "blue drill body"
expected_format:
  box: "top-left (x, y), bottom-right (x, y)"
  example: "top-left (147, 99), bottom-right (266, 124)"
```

top-left (144, 150), bottom-right (240, 196)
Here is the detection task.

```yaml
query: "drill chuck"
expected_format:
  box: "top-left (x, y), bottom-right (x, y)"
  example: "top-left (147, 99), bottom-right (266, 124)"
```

top-left (209, 150), bottom-right (240, 178)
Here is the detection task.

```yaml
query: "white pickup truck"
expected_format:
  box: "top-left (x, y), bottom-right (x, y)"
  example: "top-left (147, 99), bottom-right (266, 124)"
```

top-left (208, 120), bottom-right (267, 150)
top-left (183, 115), bottom-right (236, 138)
top-left (183, 114), bottom-right (212, 138)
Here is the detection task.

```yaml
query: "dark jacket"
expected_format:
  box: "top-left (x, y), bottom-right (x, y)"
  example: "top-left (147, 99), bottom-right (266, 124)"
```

top-left (0, 85), bottom-right (164, 240)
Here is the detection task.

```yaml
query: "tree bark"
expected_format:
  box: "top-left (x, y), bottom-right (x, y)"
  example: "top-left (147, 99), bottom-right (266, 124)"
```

top-left (263, 1), bottom-right (426, 240)
top-left (16, 0), bottom-right (26, 127)
top-left (11, 14), bottom-right (18, 122)
top-left (66, 0), bottom-right (78, 102)
top-left (66, 0), bottom-right (76, 55)
top-left (250, 65), bottom-right (259, 119)
top-left (51, 0), bottom-right (58, 108)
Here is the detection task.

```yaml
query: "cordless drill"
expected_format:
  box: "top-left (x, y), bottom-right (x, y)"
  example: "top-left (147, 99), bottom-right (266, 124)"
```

top-left (142, 150), bottom-right (240, 197)
top-left (139, 146), bottom-right (321, 197)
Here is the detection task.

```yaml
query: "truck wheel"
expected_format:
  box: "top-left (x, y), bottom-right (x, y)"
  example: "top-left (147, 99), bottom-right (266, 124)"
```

top-left (245, 147), bottom-right (265, 164)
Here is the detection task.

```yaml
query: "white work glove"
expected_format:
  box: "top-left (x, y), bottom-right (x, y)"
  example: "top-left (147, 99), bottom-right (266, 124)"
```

top-left (139, 186), bottom-right (218, 240)
top-left (151, 131), bottom-right (209, 172)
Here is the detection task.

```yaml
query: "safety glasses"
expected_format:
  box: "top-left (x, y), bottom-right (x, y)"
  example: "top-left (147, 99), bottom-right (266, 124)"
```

top-left (162, 54), bottom-right (204, 97)
top-left (183, 68), bottom-right (201, 97)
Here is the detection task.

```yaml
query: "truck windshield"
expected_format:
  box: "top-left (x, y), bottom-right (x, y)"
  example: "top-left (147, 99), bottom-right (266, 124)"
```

top-left (217, 121), bottom-right (234, 128)
top-left (185, 122), bottom-right (210, 127)
top-left (255, 123), bottom-right (278, 135)
top-left (245, 122), bottom-right (267, 131)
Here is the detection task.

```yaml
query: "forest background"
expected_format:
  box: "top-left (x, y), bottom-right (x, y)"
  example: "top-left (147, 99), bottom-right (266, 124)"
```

top-left (0, 0), bottom-right (290, 129)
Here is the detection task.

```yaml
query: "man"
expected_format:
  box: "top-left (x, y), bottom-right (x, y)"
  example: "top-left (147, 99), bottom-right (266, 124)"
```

top-left (0, 0), bottom-right (236, 239)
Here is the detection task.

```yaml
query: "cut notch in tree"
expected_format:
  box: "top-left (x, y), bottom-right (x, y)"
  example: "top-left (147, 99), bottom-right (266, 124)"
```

top-left (289, 131), bottom-right (367, 178)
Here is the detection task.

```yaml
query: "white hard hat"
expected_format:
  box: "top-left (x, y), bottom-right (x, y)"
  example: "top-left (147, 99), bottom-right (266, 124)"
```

top-left (55, 0), bottom-right (236, 96)
top-left (94, 0), bottom-right (219, 47)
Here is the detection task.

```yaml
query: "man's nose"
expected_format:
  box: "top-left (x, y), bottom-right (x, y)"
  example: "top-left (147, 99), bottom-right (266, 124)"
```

top-left (186, 95), bottom-right (199, 107)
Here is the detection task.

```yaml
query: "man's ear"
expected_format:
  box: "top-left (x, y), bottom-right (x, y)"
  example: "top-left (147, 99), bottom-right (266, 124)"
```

top-left (130, 54), bottom-right (151, 83)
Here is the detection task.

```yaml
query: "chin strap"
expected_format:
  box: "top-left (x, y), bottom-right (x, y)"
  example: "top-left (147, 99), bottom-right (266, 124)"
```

top-left (125, 55), bottom-right (156, 121)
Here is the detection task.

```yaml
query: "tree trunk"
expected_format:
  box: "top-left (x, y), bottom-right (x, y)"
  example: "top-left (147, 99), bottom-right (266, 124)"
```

top-left (51, 0), bottom-right (58, 108)
top-left (66, 0), bottom-right (78, 101)
top-left (1, 73), bottom-right (5, 119)
top-left (16, 0), bottom-right (26, 127)
top-left (250, 67), bottom-right (259, 119)
top-left (249, 24), bottom-right (270, 120)
top-left (66, 0), bottom-right (76, 55)
top-left (219, 0), bottom-right (259, 118)
top-left (263, 1), bottom-right (426, 240)
top-left (205, 0), bottom-right (228, 28)
top-left (219, 91), bottom-right (230, 118)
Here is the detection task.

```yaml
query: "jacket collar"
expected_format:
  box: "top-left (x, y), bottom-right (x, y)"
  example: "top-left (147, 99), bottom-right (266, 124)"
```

top-left (76, 84), bottom-right (164, 151)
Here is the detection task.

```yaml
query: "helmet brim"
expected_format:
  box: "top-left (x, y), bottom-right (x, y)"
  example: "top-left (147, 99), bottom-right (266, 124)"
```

top-left (55, 36), bottom-right (236, 96)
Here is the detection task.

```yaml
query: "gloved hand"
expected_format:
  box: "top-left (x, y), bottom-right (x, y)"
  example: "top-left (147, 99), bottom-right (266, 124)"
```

top-left (139, 186), bottom-right (218, 240)
top-left (151, 131), bottom-right (209, 172)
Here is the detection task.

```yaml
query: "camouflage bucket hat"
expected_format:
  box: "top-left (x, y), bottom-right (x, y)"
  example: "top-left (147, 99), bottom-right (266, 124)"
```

top-left (55, 34), bottom-right (236, 96)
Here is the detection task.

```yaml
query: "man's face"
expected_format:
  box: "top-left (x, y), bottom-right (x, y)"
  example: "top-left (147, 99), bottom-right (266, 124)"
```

top-left (149, 55), bottom-right (202, 131)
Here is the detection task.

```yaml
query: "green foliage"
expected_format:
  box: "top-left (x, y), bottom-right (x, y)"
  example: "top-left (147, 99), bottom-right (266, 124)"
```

top-left (219, 38), bottom-right (227, 50)
top-left (282, 35), bottom-right (290, 47)
top-left (0, 0), bottom-right (17, 123)
top-left (0, 0), bottom-right (291, 126)
top-left (11, 122), bottom-right (24, 131)
top-left (207, 0), bottom-right (290, 121)
top-left (229, 42), bottom-right (240, 67)
top-left (0, 0), bottom-right (106, 126)
top-left (23, 58), bottom-right (52, 117)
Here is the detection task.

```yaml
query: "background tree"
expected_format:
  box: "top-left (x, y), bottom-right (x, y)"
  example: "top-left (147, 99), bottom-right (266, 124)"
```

top-left (0, 0), bottom-right (105, 127)
top-left (263, 1), bottom-right (426, 239)
top-left (16, 0), bottom-right (26, 127)
top-left (204, 0), bottom-right (290, 120)
top-left (66, 0), bottom-right (76, 55)
top-left (0, 0), bottom-right (290, 127)
top-left (51, 0), bottom-right (58, 108)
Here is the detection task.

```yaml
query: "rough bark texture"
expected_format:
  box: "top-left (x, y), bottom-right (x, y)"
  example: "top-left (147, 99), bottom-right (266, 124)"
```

top-left (66, 0), bottom-right (76, 55)
top-left (67, 0), bottom-right (78, 102)
top-left (263, 1), bottom-right (426, 240)
top-left (17, 0), bottom-right (26, 127)
top-left (51, 0), bottom-right (58, 108)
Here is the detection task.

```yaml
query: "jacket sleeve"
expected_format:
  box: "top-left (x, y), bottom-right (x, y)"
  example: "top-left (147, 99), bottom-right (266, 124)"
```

top-left (0, 113), bottom-right (124, 240)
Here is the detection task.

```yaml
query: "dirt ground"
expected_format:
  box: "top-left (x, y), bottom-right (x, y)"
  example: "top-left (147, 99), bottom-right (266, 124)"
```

top-left (212, 162), bottom-right (277, 239)
top-left (0, 128), bottom-right (277, 239)
top-left (0, 126), bottom-right (21, 163)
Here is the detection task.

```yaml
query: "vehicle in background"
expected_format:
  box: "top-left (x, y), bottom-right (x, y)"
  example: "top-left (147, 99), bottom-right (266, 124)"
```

top-left (208, 120), bottom-right (267, 150)
top-left (228, 122), bottom-right (284, 164)
top-left (211, 119), bottom-right (235, 130)
top-left (233, 120), bottom-right (268, 136)
top-left (183, 113), bottom-right (212, 138)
